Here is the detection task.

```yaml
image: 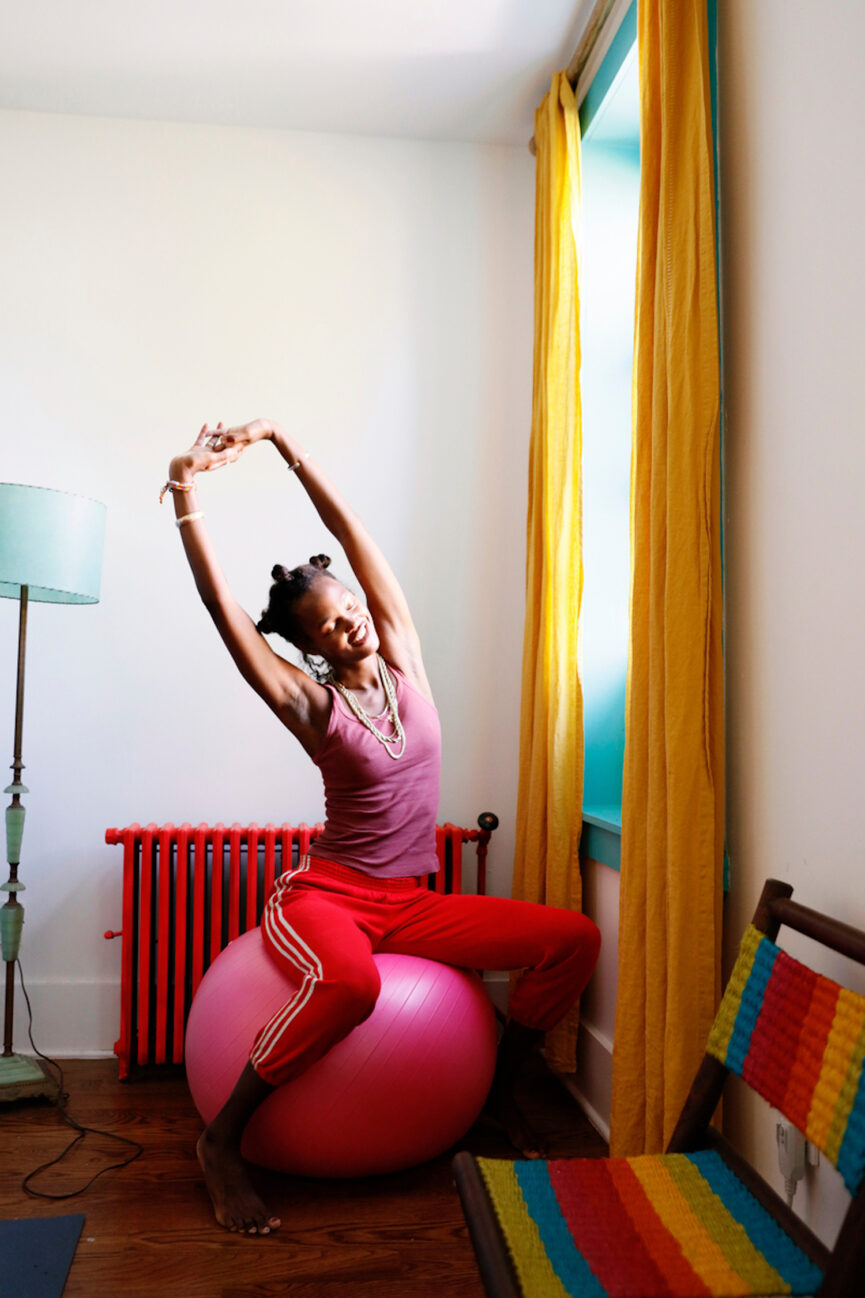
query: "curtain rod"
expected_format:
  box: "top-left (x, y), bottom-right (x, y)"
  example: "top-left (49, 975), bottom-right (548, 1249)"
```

top-left (529, 0), bottom-right (624, 154)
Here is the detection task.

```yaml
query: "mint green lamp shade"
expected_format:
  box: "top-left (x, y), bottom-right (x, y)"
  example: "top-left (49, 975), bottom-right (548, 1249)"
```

top-left (0, 483), bottom-right (106, 603)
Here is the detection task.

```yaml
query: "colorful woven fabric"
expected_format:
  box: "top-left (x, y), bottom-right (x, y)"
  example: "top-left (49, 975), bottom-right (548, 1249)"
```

top-left (477, 1150), bottom-right (824, 1297)
top-left (707, 925), bottom-right (865, 1194)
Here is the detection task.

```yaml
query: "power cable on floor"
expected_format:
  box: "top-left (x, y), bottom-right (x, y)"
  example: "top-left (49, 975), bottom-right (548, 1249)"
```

top-left (15, 959), bottom-right (143, 1199)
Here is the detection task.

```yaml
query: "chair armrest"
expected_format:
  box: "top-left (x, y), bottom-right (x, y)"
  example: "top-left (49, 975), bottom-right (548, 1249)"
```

top-left (452, 1152), bottom-right (523, 1298)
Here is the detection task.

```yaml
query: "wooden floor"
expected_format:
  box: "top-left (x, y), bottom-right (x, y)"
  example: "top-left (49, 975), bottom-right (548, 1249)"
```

top-left (0, 1056), bottom-right (606, 1298)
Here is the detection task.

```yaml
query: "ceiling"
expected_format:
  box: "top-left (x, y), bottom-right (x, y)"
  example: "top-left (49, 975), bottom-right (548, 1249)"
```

top-left (0, 0), bottom-right (595, 146)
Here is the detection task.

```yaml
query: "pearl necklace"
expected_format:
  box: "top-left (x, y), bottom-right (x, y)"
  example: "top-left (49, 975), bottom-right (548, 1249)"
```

top-left (328, 655), bottom-right (407, 760)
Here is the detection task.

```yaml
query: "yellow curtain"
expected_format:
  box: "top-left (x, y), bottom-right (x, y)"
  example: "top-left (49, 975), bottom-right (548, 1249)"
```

top-left (512, 72), bottom-right (584, 1074)
top-left (610, 0), bottom-right (724, 1155)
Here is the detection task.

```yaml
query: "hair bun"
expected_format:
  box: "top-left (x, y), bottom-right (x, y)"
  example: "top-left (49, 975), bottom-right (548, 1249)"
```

top-left (309, 554), bottom-right (331, 570)
top-left (271, 564), bottom-right (290, 583)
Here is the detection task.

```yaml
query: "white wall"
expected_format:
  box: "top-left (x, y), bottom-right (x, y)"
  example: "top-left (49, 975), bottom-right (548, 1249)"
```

top-left (720, 3), bottom-right (865, 1246)
top-left (0, 110), bottom-right (534, 1056)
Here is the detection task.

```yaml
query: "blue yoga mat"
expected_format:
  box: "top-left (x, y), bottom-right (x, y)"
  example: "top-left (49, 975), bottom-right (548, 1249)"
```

top-left (0, 1214), bottom-right (84, 1298)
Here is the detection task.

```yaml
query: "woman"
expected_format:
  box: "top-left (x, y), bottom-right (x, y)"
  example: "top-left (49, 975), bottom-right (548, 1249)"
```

top-left (165, 418), bottom-right (600, 1236)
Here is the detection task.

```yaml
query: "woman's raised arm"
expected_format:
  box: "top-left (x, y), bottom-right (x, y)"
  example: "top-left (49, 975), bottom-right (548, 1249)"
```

top-left (165, 426), bottom-right (327, 751)
top-left (220, 419), bottom-right (430, 695)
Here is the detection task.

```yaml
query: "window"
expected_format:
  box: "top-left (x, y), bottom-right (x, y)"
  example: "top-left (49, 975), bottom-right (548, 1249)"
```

top-left (579, 3), bottom-right (639, 865)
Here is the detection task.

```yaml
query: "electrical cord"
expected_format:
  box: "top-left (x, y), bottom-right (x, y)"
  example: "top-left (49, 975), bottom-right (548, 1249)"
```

top-left (16, 958), bottom-right (143, 1199)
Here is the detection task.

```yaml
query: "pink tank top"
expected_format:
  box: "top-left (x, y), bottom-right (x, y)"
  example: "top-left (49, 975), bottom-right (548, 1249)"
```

top-left (310, 664), bottom-right (441, 877)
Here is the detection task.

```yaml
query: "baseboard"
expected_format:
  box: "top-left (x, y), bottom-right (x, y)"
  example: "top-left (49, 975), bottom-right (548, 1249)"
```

top-left (51, 1051), bottom-right (117, 1060)
top-left (12, 975), bottom-right (613, 1095)
top-left (568, 1017), bottom-right (613, 1142)
top-left (559, 1070), bottom-right (611, 1144)
top-left (12, 976), bottom-right (120, 1059)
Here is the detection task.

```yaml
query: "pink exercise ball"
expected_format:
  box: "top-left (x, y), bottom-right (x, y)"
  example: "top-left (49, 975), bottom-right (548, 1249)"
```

top-left (185, 928), bottom-right (498, 1177)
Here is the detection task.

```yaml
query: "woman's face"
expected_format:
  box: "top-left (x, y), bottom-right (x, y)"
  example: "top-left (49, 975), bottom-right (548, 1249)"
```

top-left (294, 578), bottom-right (380, 668)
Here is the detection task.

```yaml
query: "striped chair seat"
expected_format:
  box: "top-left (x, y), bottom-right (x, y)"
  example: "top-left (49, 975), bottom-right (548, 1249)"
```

top-left (477, 1149), bottom-right (823, 1297)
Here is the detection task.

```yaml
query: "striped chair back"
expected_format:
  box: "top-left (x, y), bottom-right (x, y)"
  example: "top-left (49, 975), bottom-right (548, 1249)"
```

top-left (706, 924), bottom-right (865, 1195)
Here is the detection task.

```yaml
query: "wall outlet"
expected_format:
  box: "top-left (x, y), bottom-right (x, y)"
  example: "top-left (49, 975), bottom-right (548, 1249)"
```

top-left (776, 1119), bottom-right (806, 1204)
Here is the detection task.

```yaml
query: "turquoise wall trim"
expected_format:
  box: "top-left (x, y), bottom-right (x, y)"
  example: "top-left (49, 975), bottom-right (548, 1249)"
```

top-left (708, 0), bottom-right (720, 250)
top-left (707, 0), bottom-right (730, 891)
top-left (708, 0), bottom-right (724, 583)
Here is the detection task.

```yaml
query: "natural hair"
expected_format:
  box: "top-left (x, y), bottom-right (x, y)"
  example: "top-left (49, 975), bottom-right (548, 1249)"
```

top-left (256, 554), bottom-right (338, 681)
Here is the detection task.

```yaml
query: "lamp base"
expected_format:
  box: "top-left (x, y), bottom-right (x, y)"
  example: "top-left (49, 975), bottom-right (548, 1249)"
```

top-left (0, 1052), bottom-right (60, 1103)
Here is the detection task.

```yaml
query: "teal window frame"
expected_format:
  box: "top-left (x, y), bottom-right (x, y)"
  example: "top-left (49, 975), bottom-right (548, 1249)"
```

top-left (579, 2), bottom-right (638, 871)
top-left (577, 0), bottom-right (722, 876)
top-left (579, 2), bottom-right (637, 139)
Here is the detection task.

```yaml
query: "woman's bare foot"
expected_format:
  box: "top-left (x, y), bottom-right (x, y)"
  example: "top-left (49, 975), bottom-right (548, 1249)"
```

top-left (196, 1129), bottom-right (281, 1235)
top-left (484, 1019), bottom-right (548, 1159)
top-left (484, 1080), bottom-right (547, 1159)
top-left (194, 1059), bottom-right (280, 1235)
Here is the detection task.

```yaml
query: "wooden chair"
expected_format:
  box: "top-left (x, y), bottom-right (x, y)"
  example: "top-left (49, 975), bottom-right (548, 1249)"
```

top-left (453, 879), bottom-right (865, 1297)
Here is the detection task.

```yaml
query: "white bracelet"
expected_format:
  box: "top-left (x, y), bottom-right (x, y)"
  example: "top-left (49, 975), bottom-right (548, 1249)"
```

top-left (287, 452), bottom-right (311, 473)
top-left (176, 511), bottom-right (205, 528)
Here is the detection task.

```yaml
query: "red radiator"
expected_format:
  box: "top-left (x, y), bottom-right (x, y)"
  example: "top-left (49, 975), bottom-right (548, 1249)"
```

top-left (104, 815), bottom-right (498, 1079)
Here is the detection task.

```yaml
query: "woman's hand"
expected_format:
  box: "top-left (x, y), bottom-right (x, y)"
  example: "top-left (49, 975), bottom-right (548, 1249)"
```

top-left (220, 418), bottom-right (282, 454)
top-left (168, 423), bottom-right (249, 481)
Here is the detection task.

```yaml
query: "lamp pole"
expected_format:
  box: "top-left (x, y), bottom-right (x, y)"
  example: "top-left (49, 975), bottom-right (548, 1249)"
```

top-left (0, 585), bottom-right (59, 1100)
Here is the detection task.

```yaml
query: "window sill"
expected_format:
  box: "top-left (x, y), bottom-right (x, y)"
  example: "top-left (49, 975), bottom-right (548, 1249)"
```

top-left (581, 805), bottom-right (621, 871)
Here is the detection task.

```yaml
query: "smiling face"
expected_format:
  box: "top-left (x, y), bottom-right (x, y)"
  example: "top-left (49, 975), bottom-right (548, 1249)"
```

top-left (293, 577), bottom-right (380, 668)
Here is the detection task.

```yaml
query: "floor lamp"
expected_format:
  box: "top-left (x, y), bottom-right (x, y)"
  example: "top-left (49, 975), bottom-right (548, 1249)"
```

top-left (0, 483), bottom-right (106, 1102)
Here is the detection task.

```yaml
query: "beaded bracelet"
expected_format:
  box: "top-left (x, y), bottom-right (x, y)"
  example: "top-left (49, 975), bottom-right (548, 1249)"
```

top-left (160, 480), bottom-right (196, 504)
top-left (287, 453), bottom-right (311, 473)
top-left (176, 511), bottom-right (204, 528)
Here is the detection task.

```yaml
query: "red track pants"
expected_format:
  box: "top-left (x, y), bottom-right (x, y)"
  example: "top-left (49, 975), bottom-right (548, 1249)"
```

top-left (250, 856), bottom-right (601, 1086)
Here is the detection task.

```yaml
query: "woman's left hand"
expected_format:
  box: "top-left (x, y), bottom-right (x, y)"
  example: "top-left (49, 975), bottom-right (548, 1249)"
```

top-left (219, 418), bottom-right (281, 454)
